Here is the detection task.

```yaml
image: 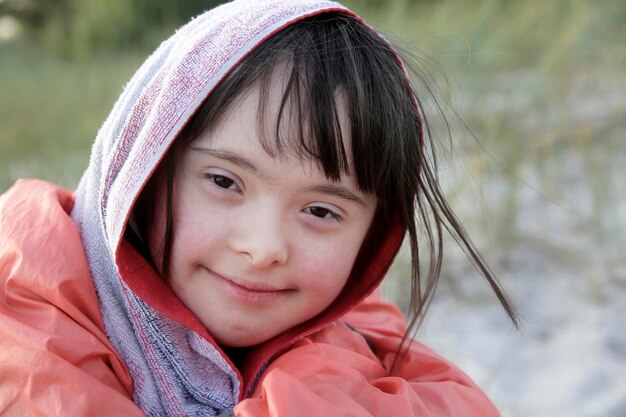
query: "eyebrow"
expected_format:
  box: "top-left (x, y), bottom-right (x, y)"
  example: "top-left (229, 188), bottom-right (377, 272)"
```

top-left (190, 146), bottom-right (258, 173)
top-left (190, 145), bottom-right (367, 207)
top-left (306, 184), bottom-right (367, 207)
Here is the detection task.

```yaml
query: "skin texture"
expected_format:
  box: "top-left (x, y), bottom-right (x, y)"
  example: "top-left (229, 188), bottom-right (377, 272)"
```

top-left (148, 74), bottom-right (377, 347)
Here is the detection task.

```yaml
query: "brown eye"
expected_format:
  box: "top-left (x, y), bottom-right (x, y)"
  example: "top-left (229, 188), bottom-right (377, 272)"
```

top-left (213, 175), bottom-right (235, 189)
top-left (304, 206), bottom-right (341, 222)
top-left (308, 206), bottom-right (331, 218)
top-left (205, 173), bottom-right (240, 192)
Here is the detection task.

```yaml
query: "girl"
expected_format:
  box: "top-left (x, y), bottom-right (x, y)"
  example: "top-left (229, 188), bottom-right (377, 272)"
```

top-left (0, 0), bottom-right (517, 416)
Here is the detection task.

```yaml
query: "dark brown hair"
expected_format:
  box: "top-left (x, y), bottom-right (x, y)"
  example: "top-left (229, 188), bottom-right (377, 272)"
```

top-left (137, 12), bottom-right (518, 346)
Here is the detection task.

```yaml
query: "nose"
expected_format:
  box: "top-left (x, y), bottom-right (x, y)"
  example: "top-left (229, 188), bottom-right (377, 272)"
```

top-left (230, 205), bottom-right (288, 268)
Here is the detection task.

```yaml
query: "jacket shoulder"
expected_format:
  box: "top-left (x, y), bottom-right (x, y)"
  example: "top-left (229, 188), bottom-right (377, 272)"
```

top-left (236, 295), bottom-right (501, 417)
top-left (0, 180), bottom-right (139, 416)
top-left (0, 179), bottom-right (99, 318)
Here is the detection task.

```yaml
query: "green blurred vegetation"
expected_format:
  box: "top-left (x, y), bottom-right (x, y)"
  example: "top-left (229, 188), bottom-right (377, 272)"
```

top-left (0, 0), bottom-right (222, 56)
top-left (0, 0), bottom-right (225, 190)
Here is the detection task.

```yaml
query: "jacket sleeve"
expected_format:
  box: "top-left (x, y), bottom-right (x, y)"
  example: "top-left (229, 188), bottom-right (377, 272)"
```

top-left (0, 180), bottom-right (144, 417)
top-left (235, 290), bottom-right (500, 417)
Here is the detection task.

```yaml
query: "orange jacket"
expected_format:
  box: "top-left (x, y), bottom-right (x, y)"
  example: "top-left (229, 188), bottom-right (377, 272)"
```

top-left (0, 180), bottom-right (499, 416)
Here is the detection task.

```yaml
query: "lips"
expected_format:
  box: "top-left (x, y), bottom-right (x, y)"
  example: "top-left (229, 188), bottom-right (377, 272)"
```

top-left (204, 267), bottom-right (291, 305)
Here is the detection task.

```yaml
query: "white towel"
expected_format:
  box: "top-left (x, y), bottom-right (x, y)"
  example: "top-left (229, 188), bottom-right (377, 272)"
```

top-left (70, 1), bottom-right (355, 415)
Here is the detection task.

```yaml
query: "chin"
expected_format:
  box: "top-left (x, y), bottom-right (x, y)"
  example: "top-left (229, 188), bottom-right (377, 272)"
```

top-left (214, 330), bottom-right (274, 348)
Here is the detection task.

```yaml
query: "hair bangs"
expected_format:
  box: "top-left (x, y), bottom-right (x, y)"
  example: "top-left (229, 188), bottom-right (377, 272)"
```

top-left (253, 24), bottom-right (350, 185)
top-left (251, 14), bottom-right (423, 209)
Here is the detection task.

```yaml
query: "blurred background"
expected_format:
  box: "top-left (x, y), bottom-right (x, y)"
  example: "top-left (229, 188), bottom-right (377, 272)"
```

top-left (1, 0), bottom-right (624, 416)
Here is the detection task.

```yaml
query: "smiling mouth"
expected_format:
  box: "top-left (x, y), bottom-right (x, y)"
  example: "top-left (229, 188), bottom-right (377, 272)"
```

top-left (205, 267), bottom-right (291, 304)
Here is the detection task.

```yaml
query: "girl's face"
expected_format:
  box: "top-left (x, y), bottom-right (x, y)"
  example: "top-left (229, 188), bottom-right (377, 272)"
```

top-left (148, 77), bottom-right (377, 347)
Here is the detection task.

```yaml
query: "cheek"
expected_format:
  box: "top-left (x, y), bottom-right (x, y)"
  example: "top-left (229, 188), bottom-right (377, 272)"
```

top-left (169, 211), bottom-right (223, 266)
top-left (303, 213), bottom-right (376, 301)
top-left (295, 239), bottom-right (360, 297)
top-left (167, 185), bottom-right (235, 269)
